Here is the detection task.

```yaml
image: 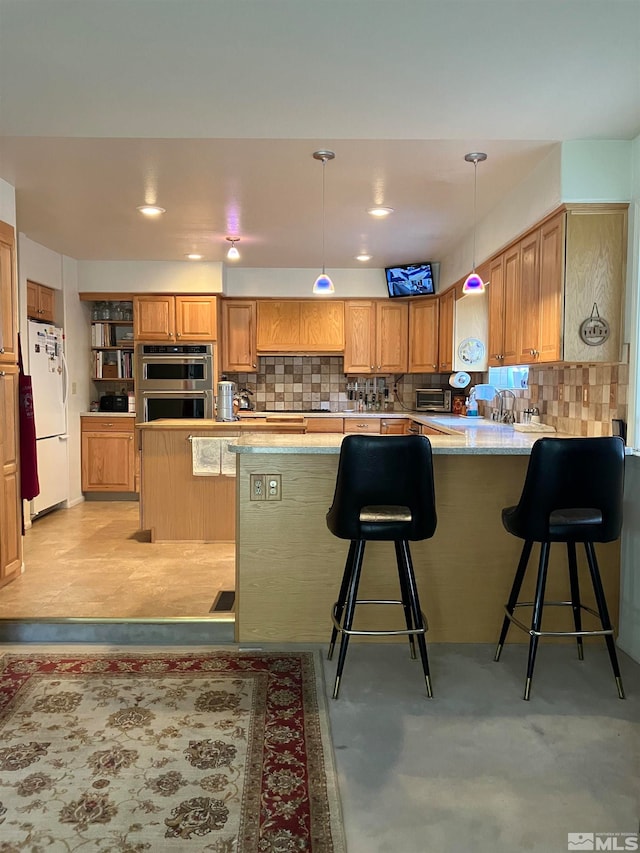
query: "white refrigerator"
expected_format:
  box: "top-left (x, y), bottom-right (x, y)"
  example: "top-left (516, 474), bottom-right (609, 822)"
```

top-left (27, 320), bottom-right (69, 517)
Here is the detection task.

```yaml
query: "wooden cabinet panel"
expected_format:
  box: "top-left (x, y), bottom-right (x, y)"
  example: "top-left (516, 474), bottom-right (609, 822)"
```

top-left (344, 301), bottom-right (376, 373)
top-left (256, 301), bottom-right (301, 350)
top-left (408, 298), bottom-right (439, 373)
top-left (487, 255), bottom-right (505, 367)
top-left (299, 301), bottom-right (344, 351)
top-left (305, 417), bottom-right (344, 433)
top-left (437, 289), bottom-right (455, 372)
top-left (256, 300), bottom-right (344, 353)
top-left (134, 295), bottom-right (175, 341)
top-left (0, 366), bottom-right (21, 585)
top-left (221, 299), bottom-right (257, 372)
top-left (175, 295), bottom-right (217, 341)
top-left (134, 295), bottom-right (217, 342)
top-left (81, 417), bottom-right (136, 492)
top-left (538, 213), bottom-right (564, 363)
top-left (502, 243), bottom-right (521, 365)
top-left (380, 418), bottom-right (409, 434)
top-left (344, 418), bottom-right (381, 434)
top-left (518, 231), bottom-right (541, 363)
top-left (0, 222), bottom-right (18, 365)
top-left (375, 300), bottom-right (408, 373)
top-left (27, 281), bottom-right (55, 322)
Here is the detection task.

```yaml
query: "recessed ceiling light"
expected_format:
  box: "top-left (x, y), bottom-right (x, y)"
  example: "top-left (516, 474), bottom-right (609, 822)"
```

top-left (367, 206), bottom-right (394, 218)
top-left (186, 253), bottom-right (203, 260)
top-left (137, 204), bottom-right (166, 217)
top-left (356, 253), bottom-right (372, 262)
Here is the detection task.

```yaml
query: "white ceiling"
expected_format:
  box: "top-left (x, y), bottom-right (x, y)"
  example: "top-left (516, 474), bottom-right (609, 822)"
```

top-left (0, 0), bottom-right (638, 269)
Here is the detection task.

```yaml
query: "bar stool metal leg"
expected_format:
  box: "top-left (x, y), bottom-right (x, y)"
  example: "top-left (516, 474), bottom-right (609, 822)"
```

top-left (397, 539), bottom-right (432, 697)
top-left (394, 540), bottom-right (417, 660)
top-left (583, 542), bottom-right (625, 699)
top-left (332, 539), bottom-right (366, 699)
top-left (524, 541), bottom-right (550, 701)
top-left (494, 540), bottom-right (533, 662)
top-left (328, 541), bottom-right (357, 661)
top-left (566, 542), bottom-right (584, 660)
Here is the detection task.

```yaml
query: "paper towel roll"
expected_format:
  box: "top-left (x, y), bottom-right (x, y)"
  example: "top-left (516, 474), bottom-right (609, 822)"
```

top-left (449, 372), bottom-right (471, 389)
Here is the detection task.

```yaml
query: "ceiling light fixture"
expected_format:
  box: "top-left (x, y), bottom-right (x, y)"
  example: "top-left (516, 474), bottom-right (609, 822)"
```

top-left (136, 204), bottom-right (166, 217)
top-left (367, 206), bottom-right (394, 218)
top-left (356, 253), bottom-right (372, 262)
top-left (462, 152), bottom-right (488, 295)
top-left (312, 150), bottom-right (335, 295)
top-left (226, 237), bottom-right (240, 260)
top-left (186, 253), bottom-right (203, 260)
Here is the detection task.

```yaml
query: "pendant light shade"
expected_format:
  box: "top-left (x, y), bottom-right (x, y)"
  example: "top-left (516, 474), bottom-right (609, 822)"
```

top-left (226, 237), bottom-right (240, 260)
top-left (462, 152), bottom-right (487, 295)
top-left (312, 150), bottom-right (335, 295)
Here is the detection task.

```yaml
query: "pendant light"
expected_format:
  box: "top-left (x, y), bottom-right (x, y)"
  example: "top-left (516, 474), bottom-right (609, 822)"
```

top-left (462, 152), bottom-right (487, 295)
top-left (312, 150), bottom-right (335, 295)
top-left (226, 237), bottom-right (240, 260)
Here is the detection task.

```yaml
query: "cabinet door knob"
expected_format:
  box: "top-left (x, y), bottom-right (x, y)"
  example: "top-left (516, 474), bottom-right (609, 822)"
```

top-left (370, 365), bottom-right (375, 370)
top-left (0, 347), bottom-right (4, 354)
top-left (176, 332), bottom-right (181, 338)
top-left (0, 371), bottom-right (5, 376)
top-left (252, 363), bottom-right (257, 369)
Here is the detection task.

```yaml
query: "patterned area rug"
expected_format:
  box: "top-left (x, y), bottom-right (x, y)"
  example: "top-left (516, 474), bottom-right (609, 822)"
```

top-left (0, 650), bottom-right (345, 852)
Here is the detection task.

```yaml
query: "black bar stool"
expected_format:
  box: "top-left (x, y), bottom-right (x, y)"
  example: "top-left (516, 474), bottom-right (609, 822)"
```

top-left (494, 436), bottom-right (626, 700)
top-left (326, 434), bottom-right (437, 699)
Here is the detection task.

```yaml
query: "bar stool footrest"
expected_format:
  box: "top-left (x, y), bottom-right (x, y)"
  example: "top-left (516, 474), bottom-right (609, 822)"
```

top-left (332, 600), bottom-right (429, 638)
top-left (503, 601), bottom-right (614, 637)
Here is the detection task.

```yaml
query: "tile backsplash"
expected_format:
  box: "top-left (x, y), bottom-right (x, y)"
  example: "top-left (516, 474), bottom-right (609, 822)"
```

top-left (479, 364), bottom-right (628, 436)
top-left (225, 357), bottom-right (628, 436)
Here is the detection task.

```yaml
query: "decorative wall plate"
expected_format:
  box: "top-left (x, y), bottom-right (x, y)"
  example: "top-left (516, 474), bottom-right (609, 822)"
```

top-left (457, 337), bottom-right (485, 366)
top-left (579, 303), bottom-right (610, 347)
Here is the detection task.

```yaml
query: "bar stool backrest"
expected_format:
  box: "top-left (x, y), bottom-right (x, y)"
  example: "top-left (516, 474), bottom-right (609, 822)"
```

top-left (326, 434), bottom-right (437, 542)
top-left (508, 437), bottom-right (625, 542)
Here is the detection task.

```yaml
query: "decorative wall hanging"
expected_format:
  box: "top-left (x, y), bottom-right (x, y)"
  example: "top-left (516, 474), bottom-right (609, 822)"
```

top-left (457, 336), bottom-right (486, 366)
top-left (579, 303), bottom-right (610, 346)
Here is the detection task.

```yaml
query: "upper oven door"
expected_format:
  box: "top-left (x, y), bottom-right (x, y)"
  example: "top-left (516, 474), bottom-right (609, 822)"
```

top-left (135, 345), bottom-right (213, 391)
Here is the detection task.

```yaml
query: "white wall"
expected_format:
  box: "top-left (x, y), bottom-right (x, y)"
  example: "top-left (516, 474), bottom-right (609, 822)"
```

top-left (225, 266), bottom-right (387, 298)
top-left (561, 140), bottom-right (633, 202)
top-left (439, 146), bottom-right (563, 290)
top-left (0, 178), bottom-right (16, 226)
top-left (77, 260), bottom-right (223, 294)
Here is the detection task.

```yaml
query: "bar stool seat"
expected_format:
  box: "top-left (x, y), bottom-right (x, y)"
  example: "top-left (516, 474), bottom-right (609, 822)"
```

top-left (494, 436), bottom-right (626, 700)
top-left (326, 434), bottom-right (437, 699)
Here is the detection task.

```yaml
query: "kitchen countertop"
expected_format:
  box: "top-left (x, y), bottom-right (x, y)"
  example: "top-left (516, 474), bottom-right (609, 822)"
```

top-left (230, 415), bottom-right (578, 455)
top-left (82, 411), bottom-right (136, 418)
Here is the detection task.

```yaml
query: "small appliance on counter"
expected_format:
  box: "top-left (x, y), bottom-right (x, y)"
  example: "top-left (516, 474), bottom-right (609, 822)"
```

top-left (415, 388), bottom-right (452, 412)
top-left (99, 394), bottom-right (129, 413)
top-left (237, 388), bottom-right (254, 411)
top-left (216, 380), bottom-right (238, 422)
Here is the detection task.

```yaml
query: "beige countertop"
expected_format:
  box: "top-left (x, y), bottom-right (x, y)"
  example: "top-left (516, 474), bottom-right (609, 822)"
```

top-left (135, 418), bottom-right (307, 432)
top-left (82, 412), bottom-right (136, 418)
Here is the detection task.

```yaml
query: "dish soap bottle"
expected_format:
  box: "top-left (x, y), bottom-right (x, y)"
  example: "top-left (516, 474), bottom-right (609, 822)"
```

top-left (466, 388), bottom-right (479, 417)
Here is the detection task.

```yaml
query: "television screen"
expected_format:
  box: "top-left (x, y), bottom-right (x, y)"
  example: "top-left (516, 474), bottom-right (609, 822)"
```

top-left (385, 263), bottom-right (435, 297)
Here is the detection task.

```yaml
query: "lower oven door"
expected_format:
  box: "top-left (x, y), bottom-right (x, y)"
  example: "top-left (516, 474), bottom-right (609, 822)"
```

top-left (140, 391), bottom-right (214, 422)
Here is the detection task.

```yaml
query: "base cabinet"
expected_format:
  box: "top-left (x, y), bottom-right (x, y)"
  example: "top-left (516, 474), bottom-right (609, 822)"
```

top-left (81, 417), bottom-right (136, 493)
top-left (0, 366), bottom-right (22, 586)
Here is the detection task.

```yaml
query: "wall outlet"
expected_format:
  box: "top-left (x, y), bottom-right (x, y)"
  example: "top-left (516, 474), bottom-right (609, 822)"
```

top-left (582, 386), bottom-right (589, 405)
top-left (250, 474), bottom-right (265, 501)
top-left (266, 474), bottom-right (282, 501)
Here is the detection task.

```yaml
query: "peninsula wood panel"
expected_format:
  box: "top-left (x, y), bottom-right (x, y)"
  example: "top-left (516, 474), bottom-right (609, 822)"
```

top-left (140, 428), bottom-right (237, 542)
top-left (235, 453), bottom-right (620, 643)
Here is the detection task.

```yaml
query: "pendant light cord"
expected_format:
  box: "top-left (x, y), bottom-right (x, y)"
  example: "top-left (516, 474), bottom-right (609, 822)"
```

top-left (472, 159), bottom-right (478, 273)
top-left (321, 158), bottom-right (326, 275)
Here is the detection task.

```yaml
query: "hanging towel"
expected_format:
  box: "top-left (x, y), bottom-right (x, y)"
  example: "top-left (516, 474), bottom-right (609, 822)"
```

top-left (191, 437), bottom-right (221, 476)
top-left (220, 442), bottom-right (237, 477)
top-left (18, 333), bottom-right (40, 501)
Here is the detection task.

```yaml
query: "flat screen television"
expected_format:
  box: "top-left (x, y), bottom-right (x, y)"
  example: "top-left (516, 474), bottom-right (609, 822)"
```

top-left (385, 262), bottom-right (435, 297)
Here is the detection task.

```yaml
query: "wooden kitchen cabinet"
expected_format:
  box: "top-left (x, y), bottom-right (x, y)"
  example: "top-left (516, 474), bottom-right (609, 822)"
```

top-left (0, 365), bottom-right (22, 587)
top-left (81, 416), bottom-right (136, 493)
top-left (488, 205), bottom-right (626, 367)
top-left (343, 418), bottom-right (381, 434)
top-left (256, 299), bottom-right (344, 352)
top-left (221, 299), bottom-right (257, 372)
top-left (26, 280), bottom-right (56, 322)
top-left (380, 418), bottom-right (409, 434)
top-left (0, 220), bottom-right (21, 587)
top-left (408, 297), bottom-right (439, 373)
top-left (344, 300), bottom-right (408, 374)
top-left (305, 417), bottom-right (344, 433)
top-left (0, 221), bottom-right (18, 366)
top-left (134, 295), bottom-right (217, 342)
top-left (437, 288), bottom-right (455, 372)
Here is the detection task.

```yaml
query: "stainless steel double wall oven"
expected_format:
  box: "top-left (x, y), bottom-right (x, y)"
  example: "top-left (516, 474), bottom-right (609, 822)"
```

top-left (135, 344), bottom-right (214, 421)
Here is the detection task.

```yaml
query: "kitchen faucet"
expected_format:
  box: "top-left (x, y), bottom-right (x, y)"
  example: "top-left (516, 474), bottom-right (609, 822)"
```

top-left (493, 389), bottom-right (517, 424)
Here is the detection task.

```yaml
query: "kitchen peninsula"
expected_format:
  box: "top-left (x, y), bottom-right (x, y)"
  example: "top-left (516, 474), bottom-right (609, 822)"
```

top-left (229, 419), bottom-right (622, 644)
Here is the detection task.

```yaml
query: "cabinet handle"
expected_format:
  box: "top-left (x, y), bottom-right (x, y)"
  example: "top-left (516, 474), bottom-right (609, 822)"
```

top-left (0, 371), bottom-right (5, 376)
top-left (432, 363), bottom-right (437, 369)
top-left (0, 347), bottom-right (4, 354)
top-left (129, 435), bottom-right (133, 440)
top-left (370, 365), bottom-right (375, 370)
top-left (176, 332), bottom-right (181, 338)
top-left (252, 363), bottom-right (257, 368)
top-left (356, 423), bottom-right (369, 428)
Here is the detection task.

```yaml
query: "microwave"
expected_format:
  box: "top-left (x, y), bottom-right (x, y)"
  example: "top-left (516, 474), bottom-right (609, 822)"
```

top-left (415, 388), bottom-right (452, 412)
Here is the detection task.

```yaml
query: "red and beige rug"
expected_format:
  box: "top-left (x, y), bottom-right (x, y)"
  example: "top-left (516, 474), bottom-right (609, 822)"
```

top-left (0, 649), bottom-right (345, 852)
